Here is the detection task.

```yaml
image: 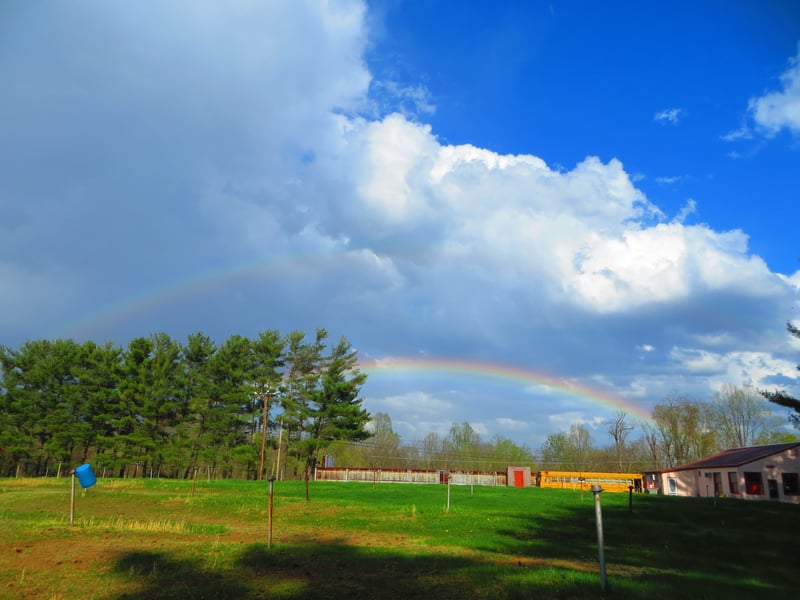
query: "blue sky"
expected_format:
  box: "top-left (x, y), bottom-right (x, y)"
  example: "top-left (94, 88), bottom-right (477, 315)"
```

top-left (2, 1), bottom-right (799, 447)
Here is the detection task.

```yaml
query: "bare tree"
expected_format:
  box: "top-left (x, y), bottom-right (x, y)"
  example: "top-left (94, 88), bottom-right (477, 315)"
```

top-left (568, 423), bottom-right (593, 470)
top-left (638, 422), bottom-right (664, 470)
top-left (419, 431), bottom-right (442, 470)
top-left (367, 412), bottom-right (401, 468)
top-left (652, 396), bottom-right (717, 467)
top-left (711, 384), bottom-right (785, 448)
top-left (607, 411), bottom-right (634, 471)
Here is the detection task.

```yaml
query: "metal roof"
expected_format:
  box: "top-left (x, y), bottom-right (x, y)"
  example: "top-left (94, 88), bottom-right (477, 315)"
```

top-left (669, 442), bottom-right (800, 472)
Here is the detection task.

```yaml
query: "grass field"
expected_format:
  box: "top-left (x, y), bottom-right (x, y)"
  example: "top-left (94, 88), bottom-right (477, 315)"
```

top-left (0, 477), bottom-right (798, 599)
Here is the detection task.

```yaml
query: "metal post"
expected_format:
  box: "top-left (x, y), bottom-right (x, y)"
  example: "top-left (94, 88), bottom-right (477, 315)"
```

top-left (629, 485), bottom-right (634, 513)
top-left (591, 485), bottom-right (607, 592)
top-left (268, 476), bottom-right (276, 549)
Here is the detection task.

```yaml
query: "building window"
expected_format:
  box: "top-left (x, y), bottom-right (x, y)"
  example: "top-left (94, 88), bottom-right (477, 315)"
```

top-left (728, 472), bottom-right (739, 494)
top-left (743, 472), bottom-right (763, 495)
top-left (783, 473), bottom-right (800, 496)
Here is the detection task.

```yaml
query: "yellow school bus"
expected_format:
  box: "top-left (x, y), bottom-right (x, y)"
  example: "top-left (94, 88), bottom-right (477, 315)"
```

top-left (536, 470), bottom-right (643, 493)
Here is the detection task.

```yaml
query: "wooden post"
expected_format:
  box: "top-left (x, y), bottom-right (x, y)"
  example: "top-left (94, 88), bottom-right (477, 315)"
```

top-left (69, 471), bottom-right (76, 527)
top-left (267, 476), bottom-right (276, 549)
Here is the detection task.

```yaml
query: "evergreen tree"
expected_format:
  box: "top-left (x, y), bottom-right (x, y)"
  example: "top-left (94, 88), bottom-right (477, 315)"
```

top-left (280, 331), bottom-right (370, 498)
top-left (114, 337), bottom-right (156, 477)
top-left (73, 340), bottom-right (124, 468)
top-left (0, 326), bottom-right (369, 480)
top-left (762, 321), bottom-right (800, 428)
top-left (251, 330), bottom-right (286, 479)
top-left (179, 332), bottom-right (217, 478)
top-left (140, 333), bottom-right (183, 477)
top-left (202, 334), bottom-right (256, 478)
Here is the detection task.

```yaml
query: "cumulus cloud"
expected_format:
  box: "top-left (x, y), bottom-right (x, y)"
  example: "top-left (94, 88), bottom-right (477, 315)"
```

top-left (1, 1), bottom-right (798, 445)
top-left (670, 348), bottom-right (799, 391)
top-left (748, 45), bottom-right (800, 136)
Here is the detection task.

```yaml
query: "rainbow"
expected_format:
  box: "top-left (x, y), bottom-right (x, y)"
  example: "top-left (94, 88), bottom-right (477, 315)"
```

top-left (56, 249), bottom-right (360, 340)
top-left (358, 356), bottom-right (653, 422)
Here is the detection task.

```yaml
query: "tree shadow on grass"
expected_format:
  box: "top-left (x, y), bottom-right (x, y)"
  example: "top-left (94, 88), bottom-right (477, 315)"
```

top-left (109, 538), bottom-right (601, 600)
top-left (113, 550), bottom-right (250, 600)
top-left (487, 493), bottom-right (800, 599)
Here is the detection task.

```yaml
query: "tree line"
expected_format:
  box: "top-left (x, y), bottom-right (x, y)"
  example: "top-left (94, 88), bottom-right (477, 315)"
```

top-left (327, 418), bottom-right (537, 473)
top-left (323, 384), bottom-right (798, 474)
top-left (2, 322), bottom-right (798, 479)
top-left (539, 385), bottom-right (797, 473)
top-left (0, 329), bottom-right (370, 482)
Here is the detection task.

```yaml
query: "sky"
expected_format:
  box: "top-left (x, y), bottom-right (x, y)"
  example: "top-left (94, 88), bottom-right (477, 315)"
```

top-left (2, 0), bottom-right (800, 448)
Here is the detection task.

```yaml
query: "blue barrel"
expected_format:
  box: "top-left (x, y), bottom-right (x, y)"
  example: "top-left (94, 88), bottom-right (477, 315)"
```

top-left (75, 464), bottom-right (97, 488)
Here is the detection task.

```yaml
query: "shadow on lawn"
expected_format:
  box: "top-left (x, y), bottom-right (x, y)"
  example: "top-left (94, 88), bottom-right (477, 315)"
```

top-left (489, 493), bottom-right (800, 599)
top-left (110, 539), bottom-right (599, 600)
top-left (108, 494), bottom-right (800, 600)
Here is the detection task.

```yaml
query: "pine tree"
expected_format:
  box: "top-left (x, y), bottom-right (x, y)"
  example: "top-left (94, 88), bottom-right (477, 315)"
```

top-left (762, 322), bottom-right (800, 428)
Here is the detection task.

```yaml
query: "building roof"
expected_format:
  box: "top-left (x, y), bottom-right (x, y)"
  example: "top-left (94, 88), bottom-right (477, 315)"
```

top-left (669, 442), bottom-right (800, 472)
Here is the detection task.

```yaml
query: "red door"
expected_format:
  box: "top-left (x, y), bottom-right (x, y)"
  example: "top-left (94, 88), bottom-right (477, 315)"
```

top-left (514, 470), bottom-right (525, 487)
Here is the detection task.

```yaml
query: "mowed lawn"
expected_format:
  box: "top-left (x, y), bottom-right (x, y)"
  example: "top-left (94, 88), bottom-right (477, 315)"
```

top-left (0, 477), bottom-right (798, 599)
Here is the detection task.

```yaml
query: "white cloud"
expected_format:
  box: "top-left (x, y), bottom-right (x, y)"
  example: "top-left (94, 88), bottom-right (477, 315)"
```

top-left (748, 46), bottom-right (800, 136)
top-left (721, 126), bottom-right (753, 142)
top-left (673, 199), bottom-right (697, 224)
top-left (369, 80), bottom-right (436, 117)
top-left (565, 223), bottom-right (781, 312)
top-left (470, 422), bottom-right (490, 437)
top-left (368, 391), bottom-right (456, 440)
top-left (654, 108), bottom-right (684, 125)
top-left (547, 412), bottom-right (606, 431)
top-left (670, 348), bottom-right (799, 391)
top-left (377, 392), bottom-right (455, 419)
top-left (495, 417), bottom-right (530, 431)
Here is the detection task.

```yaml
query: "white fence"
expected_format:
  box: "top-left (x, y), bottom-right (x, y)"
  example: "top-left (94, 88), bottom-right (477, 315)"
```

top-left (315, 467), bottom-right (507, 486)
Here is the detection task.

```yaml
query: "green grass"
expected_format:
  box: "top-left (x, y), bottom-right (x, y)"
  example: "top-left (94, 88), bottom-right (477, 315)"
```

top-left (0, 478), bottom-right (798, 599)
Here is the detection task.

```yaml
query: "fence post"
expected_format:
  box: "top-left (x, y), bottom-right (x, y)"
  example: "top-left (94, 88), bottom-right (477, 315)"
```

top-left (446, 475), bottom-right (451, 512)
top-left (268, 476), bottom-right (276, 549)
top-left (69, 470), bottom-right (76, 527)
